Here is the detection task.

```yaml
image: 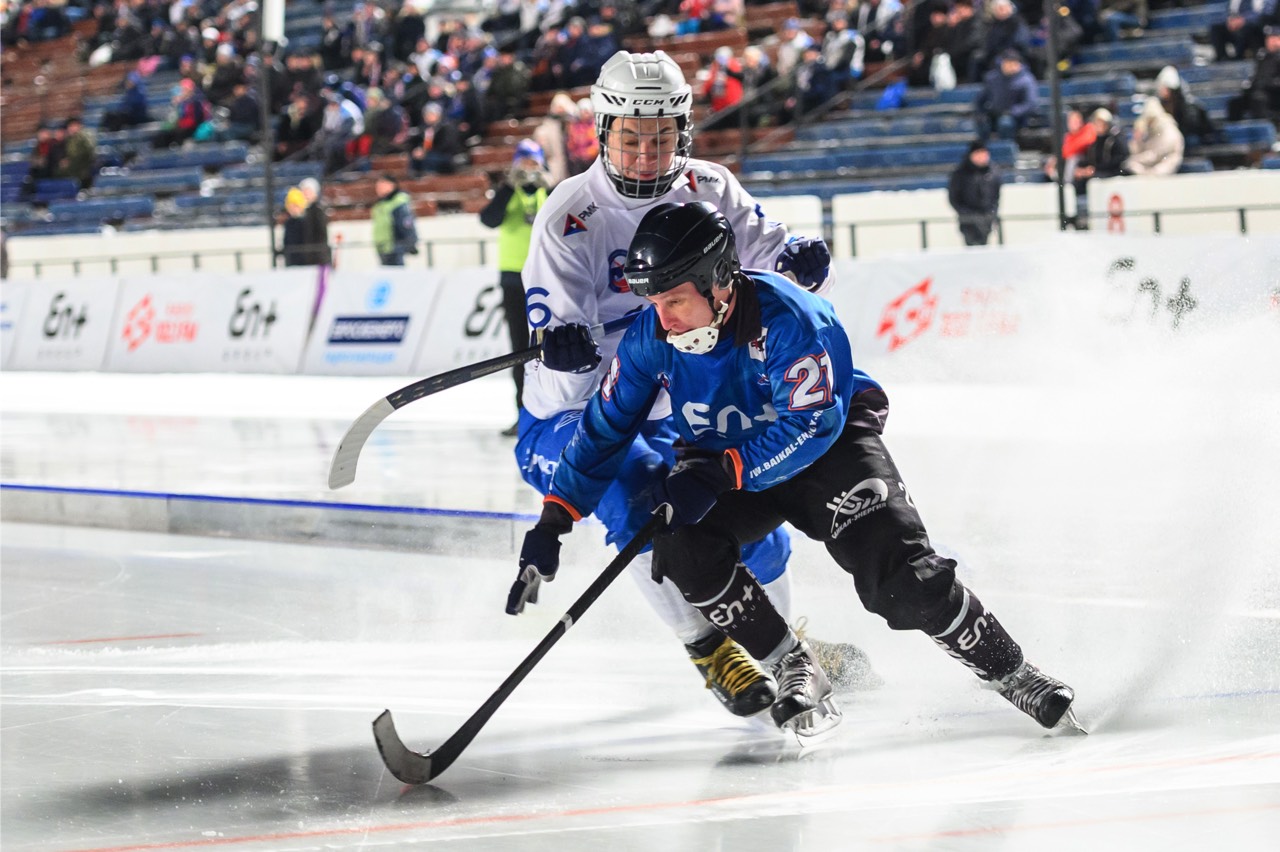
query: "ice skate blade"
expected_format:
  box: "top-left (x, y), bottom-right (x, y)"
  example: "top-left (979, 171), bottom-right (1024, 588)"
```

top-left (780, 697), bottom-right (843, 745)
top-left (1054, 706), bottom-right (1089, 735)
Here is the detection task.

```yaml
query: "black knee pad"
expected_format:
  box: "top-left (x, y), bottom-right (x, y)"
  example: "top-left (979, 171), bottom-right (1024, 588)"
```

top-left (865, 548), bottom-right (962, 632)
top-left (653, 524), bottom-right (739, 600)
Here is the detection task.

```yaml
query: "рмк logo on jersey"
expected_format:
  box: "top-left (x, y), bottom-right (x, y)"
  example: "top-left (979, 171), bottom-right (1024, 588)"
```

top-left (827, 478), bottom-right (890, 538)
top-left (563, 213), bottom-right (588, 236)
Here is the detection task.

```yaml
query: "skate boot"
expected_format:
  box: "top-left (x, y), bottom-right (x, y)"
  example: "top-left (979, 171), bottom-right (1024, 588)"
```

top-left (995, 661), bottom-right (1085, 732)
top-left (794, 617), bottom-right (883, 691)
top-left (686, 633), bottom-right (777, 717)
top-left (769, 640), bottom-right (842, 737)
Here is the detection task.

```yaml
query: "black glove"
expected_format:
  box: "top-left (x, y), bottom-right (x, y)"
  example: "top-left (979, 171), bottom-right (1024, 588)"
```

top-left (657, 446), bottom-right (738, 529)
top-left (537, 323), bottom-right (601, 374)
top-left (775, 236), bottom-right (831, 291)
top-left (506, 501), bottom-right (575, 615)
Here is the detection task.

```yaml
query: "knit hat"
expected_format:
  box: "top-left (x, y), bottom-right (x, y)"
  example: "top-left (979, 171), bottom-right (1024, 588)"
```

top-left (513, 139), bottom-right (546, 166)
top-left (1156, 65), bottom-right (1181, 90)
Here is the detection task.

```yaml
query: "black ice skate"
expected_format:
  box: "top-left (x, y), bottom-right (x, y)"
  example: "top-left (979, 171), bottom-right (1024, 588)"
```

top-left (769, 640), bottom-right (842, 738)
top-left (687, 634), bottom-right (778, 717)
top-left (995, 661), bottom-right (1086, 733)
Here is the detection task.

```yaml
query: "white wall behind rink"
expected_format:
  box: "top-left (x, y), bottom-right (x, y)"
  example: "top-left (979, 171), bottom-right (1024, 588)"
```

top-left (3, 233), bottom-right (1276, 381)
top-left (7, 171), bottom-right (1278, 276)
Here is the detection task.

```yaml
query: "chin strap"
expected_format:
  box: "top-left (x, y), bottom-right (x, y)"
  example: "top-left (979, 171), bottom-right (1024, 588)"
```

top-left (666, 288), bottom-right (733, 355)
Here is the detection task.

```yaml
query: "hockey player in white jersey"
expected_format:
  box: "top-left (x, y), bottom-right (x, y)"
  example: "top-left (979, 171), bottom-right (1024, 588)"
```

top-left (505, 51), bottom-right (874, 718)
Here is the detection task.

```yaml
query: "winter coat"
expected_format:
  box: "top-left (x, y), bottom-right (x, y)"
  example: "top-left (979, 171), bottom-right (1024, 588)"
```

top-left (1124, 100), bottom-right (1184, 175)
top-left (948, 158), bottom-right (1002, 231)
top-left (371, 190), bottom-right (418, 255)
top-left (976, 66), bottom-right (1040, 120)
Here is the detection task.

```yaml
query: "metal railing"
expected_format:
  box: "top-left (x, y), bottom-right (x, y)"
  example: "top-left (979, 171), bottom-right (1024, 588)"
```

top-left (844, 203), bottom-right (1280, 256)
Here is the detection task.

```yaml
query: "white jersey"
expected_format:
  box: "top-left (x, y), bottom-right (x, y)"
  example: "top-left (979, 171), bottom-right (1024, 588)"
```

top-left (521, 156), bottom-right (811, 420)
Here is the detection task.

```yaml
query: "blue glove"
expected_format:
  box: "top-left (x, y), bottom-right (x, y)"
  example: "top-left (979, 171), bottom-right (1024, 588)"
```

top-left (657, 446), bottom-right (737, 529)
top-left (775, 236), bottom-right (831, 291)
top-left (537, 324), bottom-right (601, 374)
top-left (506, 501), bottom-right (575, 615)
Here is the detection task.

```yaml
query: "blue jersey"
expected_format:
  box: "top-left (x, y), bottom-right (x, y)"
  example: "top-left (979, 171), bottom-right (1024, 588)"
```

top-left (549, 271), bottom-right (881, 518)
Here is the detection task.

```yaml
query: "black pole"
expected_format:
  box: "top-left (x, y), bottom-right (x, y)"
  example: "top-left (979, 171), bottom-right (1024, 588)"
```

top-left (1045, 3), bottom-right (1068, 230)
top-left (259, 39), bottom-right (278, 268)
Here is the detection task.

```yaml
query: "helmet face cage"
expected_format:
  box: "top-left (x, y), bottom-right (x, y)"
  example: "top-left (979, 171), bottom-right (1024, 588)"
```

top-left (625, 202), bottom-right (739, 299)
top-left (591, 51), bottom-right (694, 199)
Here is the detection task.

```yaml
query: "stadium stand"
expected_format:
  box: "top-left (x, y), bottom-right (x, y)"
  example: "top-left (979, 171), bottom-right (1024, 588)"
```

top-left (0, 0), bottom-right (1276, 241)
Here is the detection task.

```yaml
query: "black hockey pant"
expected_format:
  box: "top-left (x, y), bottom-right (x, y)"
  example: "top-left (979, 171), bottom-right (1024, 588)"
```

top-left (653, 401), bottom-right (1023, 679)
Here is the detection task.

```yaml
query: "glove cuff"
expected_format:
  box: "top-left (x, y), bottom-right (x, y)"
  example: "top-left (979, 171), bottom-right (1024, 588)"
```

top-left (722, 449), bottom-right (743, 490)
top-left (538, 497), bottom-right (577, 534)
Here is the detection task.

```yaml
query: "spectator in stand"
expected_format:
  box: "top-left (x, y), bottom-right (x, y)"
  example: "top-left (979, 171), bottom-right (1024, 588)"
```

top-left (702, 46), bottom-right (745, 129)
top-left (57, 117), bottom-right (96, 190)
top-left (101, 71), bottom-right (151, 132)
top-left (975, 50), bottom-right (1039, 141)
top-left (908, 2), bottom-right (952, 88)
top-left (22, 123), bottom-right (62, 199)
top-left (853, 0), bottom-right (904, 63)
top-left (1043, 108), bottom-right (1096, 183)
top-left (409, 101), bottom-right (466, 175)
top-left (1210, 0), bottom-right (1276, 62)
top-left (575, 19), bottom-right (621, 88)
top-left (449, 74), bottom-right (487, 144)
top-left (315, 88), bottom-right (364, 174)
top-left (824, 12), bottom-right (867, 85)
top-left (152, 79), bottom-right (210, 149)
top-left (533, 91), bottom-right (577, 186)
top-left (977, 0), bottom-right (1033, 78)
top-left (740, 45), bottom-right (781, 128)
top-left (1123, 96), bottom-right (1184, 175)
top-left (566, 97), bottom-right (599, 176)
top-left (276, 91), bottom-right (323, 160)
top-left (220, 80), bottom-right (258, 141)
top-left (391, 3), bottom-right (426, 62)
top-left (479, 139), bottom-right (551, 435)
top-left (947, 0), bottom-right (983, 84)
top-left (206, 43), bottom-right (244, 107)
top-left (362, 87), bottom-right (409, 155)
top-left (1155, 65), bottom-right (1219, 146)
top-left (371, 173), bottom-right (419, 266)
top-left (320, 12), bottom-right (352, 71)
top-left (787, 43), bottom-right (839, 119)
top-left (948, 139), bottom-right (1002, 246)
top-left (770, 18), bottom-right (814, 80)
top-left (1072, 108), bottom-right (1129, 228)
top-left (1228, 24), bottom-right (1280, 124)
top-left (486, 51), bottom-right (530, 122)
top-left (1097, 0), bottom-right (1148, 43)
top-left (298, 177), bottom-right (332, 267)
top-left (1029, 3), bottom-right (1084, 78)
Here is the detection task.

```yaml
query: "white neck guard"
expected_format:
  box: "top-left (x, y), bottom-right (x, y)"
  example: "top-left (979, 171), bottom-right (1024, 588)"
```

top-left (666, 293), bottom-right (732, 355)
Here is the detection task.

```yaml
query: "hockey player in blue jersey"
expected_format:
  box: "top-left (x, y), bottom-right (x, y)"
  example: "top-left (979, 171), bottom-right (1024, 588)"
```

top-left (517, 202), bottom-right (1082, 736)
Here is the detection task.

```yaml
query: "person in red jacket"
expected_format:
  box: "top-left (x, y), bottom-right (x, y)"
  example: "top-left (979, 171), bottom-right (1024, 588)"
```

top-left (702, 46), bottom-right (745, 130)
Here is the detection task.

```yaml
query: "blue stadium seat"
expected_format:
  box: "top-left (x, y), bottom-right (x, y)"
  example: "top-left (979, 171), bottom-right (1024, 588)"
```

top-left (1148, 2), bottom-right (1227, 31)
top-left (1073, 37), bottom-right (1196, 70)
top-left (47, 196), bottom-right (153, 222)
top-left (1262, 155), bottom-right (1280, 169)
top-left (221, 161), bottom-right (325, 182)
top-left (1220, 120), bottom-right (1277, 146)
top-left (31, 178), bottom-right (80, 203)
top-left (1178, 158), bottom-right (1214, 173)
top-left (95, 168), bottom-right (204, 193)
top-left (130, 143), bottom-right (250, 171)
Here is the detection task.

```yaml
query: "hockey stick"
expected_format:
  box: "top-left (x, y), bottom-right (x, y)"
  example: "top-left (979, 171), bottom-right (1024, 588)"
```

top-left (372, 509), bottom-right (668, 785)
top-left (328, 313), bottom-right (639, 489)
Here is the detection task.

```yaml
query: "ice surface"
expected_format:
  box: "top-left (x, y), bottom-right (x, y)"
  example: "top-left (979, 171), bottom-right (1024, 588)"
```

top-left (2, 292), bottom-right (1279, 851)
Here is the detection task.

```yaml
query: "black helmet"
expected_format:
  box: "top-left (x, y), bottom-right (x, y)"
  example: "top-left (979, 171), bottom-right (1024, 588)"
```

top-left (624, 202), bottom-right (739, 298)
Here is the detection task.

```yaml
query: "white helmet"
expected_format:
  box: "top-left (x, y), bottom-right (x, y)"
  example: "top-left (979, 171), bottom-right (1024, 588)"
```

top-left (590, 50), bottom-right (693, 198)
